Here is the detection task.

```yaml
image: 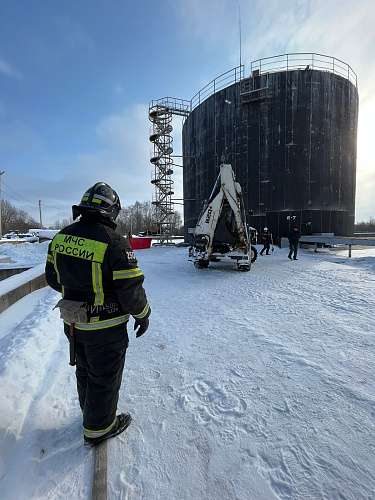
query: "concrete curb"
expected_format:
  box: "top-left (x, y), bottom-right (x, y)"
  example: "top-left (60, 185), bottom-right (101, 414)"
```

top-left (0, 266), bottom-right (32, 281)
top-left (0, 265), bottom-right (47, 314)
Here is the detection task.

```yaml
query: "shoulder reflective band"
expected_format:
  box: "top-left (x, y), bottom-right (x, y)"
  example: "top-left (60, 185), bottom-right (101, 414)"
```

top-left (113, 268), bottom-right (143, 279)
top-left (133, 302), bottom-right (150, 319)
top-left (52, 234), bottom-right (108, 263)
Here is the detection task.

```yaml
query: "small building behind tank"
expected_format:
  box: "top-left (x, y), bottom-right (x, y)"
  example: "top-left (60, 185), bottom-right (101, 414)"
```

top-left (181, 53), bottom-right (359, 241)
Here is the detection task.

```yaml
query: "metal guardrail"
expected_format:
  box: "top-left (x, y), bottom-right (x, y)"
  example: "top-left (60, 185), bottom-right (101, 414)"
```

top-left (251, 53), bottom-right (357, 88)
top-left (149, 53), bottom-right (357, 117)
top-left (300, 235), bottom-right (375, 257)
top-left (149, 97), bottom-right (191, 116)
top-left (190, 65), bottom-right (244, 111)
top-left (148, 66), bottom-right (245, 116)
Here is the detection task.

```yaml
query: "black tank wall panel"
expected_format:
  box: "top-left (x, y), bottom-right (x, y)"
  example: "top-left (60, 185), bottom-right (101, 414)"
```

top-left (183, 69), bottom-right (358, 238)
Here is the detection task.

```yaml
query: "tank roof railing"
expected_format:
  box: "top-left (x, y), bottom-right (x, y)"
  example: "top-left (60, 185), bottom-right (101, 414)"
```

top-left (149, 97), bottom-right (191, 117)
top-left (149, 54), bottom-right (356, 119)
top-left (190, 65), bottom-right (244, 111)
top-left (149, 66), bottom-right (245, 116)
top-left (250, 53), bottom-right (357, 88)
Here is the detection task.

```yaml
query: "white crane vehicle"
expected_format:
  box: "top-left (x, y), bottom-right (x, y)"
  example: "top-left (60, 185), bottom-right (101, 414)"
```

top-left (188, 164), bottom-right (257, 271)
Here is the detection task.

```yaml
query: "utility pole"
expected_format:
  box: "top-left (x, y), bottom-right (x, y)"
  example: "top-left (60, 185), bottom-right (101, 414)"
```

top-left (0, 171), bottom-right (5, 237)
top-left (39, 200), bottom-right (43, 229)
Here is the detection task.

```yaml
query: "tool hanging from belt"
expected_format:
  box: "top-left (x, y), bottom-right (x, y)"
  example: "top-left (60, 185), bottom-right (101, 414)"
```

top-left (53, 299), bottom-right (87, 366)
top-left (69, 322), bottom-right (76, 366)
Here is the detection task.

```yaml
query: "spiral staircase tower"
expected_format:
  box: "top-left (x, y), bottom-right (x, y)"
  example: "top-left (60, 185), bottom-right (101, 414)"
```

top-left (148, 99), bottom-right (190, 244)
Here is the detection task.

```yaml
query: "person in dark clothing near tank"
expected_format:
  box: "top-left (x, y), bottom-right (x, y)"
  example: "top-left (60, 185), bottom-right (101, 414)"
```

top-left (288, 225), bottom-right (301, 260)
top-left (45, 182), bottom-right (151, 447)
top-left (259, 227), bottom-right (273, 255)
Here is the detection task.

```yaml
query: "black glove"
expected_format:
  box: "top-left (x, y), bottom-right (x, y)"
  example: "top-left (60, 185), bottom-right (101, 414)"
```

top-left (134, 317), bottom-right (149, 338)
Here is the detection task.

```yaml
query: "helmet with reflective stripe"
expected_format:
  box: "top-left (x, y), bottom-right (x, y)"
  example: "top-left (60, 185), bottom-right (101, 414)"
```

top-left (72, 182), bottom-right (121, 221)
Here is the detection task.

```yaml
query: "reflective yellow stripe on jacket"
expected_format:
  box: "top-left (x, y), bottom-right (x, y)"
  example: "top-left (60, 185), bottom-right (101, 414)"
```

top-left (64, 314), bottom-right (130, 330)
top-left (113, 268), bottom-right (143, 279)
top-left (92, 262), bottom-right (104, 306)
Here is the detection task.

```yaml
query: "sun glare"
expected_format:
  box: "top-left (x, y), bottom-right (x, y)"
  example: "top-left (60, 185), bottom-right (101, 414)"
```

top-left (357, 100), bottom-right (375, 172)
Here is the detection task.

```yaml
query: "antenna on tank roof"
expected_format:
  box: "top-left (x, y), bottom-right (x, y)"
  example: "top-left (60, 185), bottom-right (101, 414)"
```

top-left (239, 4), bottom-right (242, 68)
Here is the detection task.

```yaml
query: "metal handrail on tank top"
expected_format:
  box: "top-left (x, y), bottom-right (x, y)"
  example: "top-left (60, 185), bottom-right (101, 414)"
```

top-left (250, 53), bottom-right (357, 88)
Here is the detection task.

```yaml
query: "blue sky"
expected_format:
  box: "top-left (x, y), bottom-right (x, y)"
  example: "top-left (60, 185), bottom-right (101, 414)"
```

top-left (0, 0), bottom-right (374, 227)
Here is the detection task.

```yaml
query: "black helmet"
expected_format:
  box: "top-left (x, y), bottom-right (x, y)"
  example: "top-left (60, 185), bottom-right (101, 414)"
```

top-left (72, 182), bottom-right (121, 221)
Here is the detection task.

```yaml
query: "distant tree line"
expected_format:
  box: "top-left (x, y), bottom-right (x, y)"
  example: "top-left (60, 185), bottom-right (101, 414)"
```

top-left (115, 201), bottom-right (183, 236)
top-left (1, 199), bottom-right (183, 237)
top-left (52, 218), bottom-right (73, 229)
top-left (1, 200), bottom-right (39, 235)
top-left (354, 217), bottom-right (375, 233)
top-left (50, 200), bottom-right (183, 236)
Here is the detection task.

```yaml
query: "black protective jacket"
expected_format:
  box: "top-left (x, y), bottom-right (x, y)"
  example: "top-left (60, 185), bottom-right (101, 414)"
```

top-left (45, 214), bottom-right (150, 330)
top-left (288, 229), bottom-right (301, 245)
top-left (261, 232), bottom-right (272, 244)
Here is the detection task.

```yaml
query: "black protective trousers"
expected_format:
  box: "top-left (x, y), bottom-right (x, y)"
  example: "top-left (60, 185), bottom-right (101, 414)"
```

top-left (288, 243), bottom-right (299, 259)
top-left (64, 322), bottom-right (129, 433)
top-left (260, 242), bottom-right (270, 255)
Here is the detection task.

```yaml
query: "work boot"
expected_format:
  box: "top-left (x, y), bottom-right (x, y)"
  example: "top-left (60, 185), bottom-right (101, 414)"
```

top-left (84, 413), bottom-right (132, 447)
top-left (293, 257), bottom-right (298, 260)
top-left (288, 255), bottom-right (292, 260)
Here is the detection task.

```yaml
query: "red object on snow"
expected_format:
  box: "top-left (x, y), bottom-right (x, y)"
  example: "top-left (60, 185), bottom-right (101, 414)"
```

top-left (128, 237), bottom-right (152, 250)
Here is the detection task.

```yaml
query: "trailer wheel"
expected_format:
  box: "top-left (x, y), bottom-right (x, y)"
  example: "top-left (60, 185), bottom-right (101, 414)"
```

top-left (238, 264), bottom-right (251, 271)
top-left (194, 260), bottom-right (209, 269)
top-left (251, 245), bottom-right (258, 263)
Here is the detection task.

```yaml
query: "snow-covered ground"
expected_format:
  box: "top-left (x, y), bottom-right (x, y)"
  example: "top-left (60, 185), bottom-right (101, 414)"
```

top-left (0, 241), bottom-right (374, 499)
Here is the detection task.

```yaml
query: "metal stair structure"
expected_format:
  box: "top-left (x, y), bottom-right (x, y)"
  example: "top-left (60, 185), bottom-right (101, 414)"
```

top-left (148, 98), bottom-right (190, 245)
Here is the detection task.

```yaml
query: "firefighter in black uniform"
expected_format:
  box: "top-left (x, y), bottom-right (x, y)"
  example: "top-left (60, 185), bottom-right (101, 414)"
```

top-left (45, 182), bottom-right (151, 446)
top-left (259, 227), bottom-right (273, 255)
top-left (288, 225), bottom-right (301, 260)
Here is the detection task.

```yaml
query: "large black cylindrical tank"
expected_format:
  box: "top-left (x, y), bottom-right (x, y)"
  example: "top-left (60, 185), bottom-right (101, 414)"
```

top-left (183, 63), bottom-right (359, 239)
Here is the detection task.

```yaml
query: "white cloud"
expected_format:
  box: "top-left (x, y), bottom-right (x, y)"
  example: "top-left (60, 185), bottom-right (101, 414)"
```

top-left (355, 169), bottom-right (375, 221)
top-left (356, 101), bottom-right (375, 220)
top-left (28, 103), bottom-right (187, 225)
top-left (240, 0), bottom-right (375, 100)
top-left (5, 104), bottom-right (157, 225)
top-left (0, 57), bottom-right (19, 78)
